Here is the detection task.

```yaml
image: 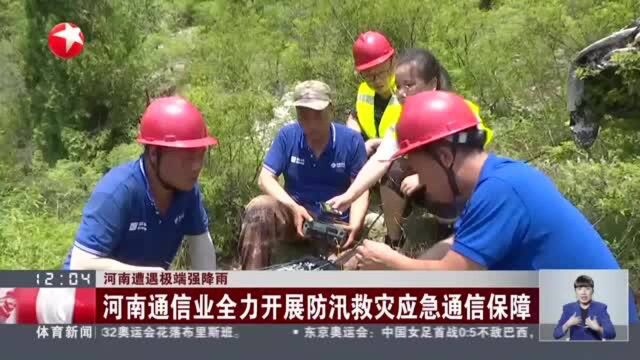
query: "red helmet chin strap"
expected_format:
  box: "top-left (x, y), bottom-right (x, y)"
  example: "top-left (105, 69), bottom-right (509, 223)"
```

top-left (428, 143), bottom-right (461, 198)
top-left (149, 148), bottom-right (179, 193)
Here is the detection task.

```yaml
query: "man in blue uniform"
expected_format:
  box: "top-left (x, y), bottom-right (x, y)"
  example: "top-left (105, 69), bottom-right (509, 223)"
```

top-left (353, 91), bottom-right (638, 323)
top-left (62, 96), bottom-right (218, 271)
top-left (239, 80), bottom-right (369, 269)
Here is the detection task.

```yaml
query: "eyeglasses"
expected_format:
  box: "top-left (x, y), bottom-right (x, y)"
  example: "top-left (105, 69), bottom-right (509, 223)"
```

top-left (360, 62), bottom-right (393, 83)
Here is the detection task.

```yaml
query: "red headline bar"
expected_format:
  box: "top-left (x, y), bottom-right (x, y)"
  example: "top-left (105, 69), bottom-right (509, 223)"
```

top-left (97, 288), bottom-right (538, 324)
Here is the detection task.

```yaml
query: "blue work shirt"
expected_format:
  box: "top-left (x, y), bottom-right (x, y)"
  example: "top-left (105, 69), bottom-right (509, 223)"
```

top-left (452, 153), bottom-right (638, 323)
top-left (263, 122), bottom-right (367, 222)
top-left (62, 156), bottom-right (209, 269)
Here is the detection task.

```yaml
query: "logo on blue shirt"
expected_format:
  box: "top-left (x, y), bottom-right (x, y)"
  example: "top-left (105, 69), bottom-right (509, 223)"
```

top-left (128, 222), bottom-right (147, 232)
top-left (290, 156), bottom-right (305, 165)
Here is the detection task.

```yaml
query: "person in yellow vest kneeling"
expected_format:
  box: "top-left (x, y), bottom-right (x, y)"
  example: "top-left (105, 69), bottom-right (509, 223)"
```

top-left (348, 31), bottom-right (400, 156)
top-left (334, 46), bottom-right (493, 249)
top-left (345, 31), bottom-right (406, 247)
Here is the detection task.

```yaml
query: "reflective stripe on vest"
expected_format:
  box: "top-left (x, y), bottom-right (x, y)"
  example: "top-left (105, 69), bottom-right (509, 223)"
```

top-left (355, 81), bottom-right (402, 139)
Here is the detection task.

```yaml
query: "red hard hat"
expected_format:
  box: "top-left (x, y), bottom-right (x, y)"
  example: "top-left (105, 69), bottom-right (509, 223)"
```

top-left (137, 96), bottom-right (218, 148)
top-left (391, 91), bottom-right (480, 160)
top-left (352, 31), bottom-right (395, 72)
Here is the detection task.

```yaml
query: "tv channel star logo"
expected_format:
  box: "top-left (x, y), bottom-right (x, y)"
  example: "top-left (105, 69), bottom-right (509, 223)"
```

top-left (47, 22), bottom-right (84, 59)
top-left (539, 270), bottom-right (633, 342)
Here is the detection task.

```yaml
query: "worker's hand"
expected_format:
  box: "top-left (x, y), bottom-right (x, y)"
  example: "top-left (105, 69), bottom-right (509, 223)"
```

top-left (340, 223), bottom-right (361, 250)
top-left (355, 239), bottom-right (395, 270)
top-left (585, 316), bottom-right (602, 332)
top-left (400, 174), bottom-right (423, 196)
top-left (564, 312), bottom-right (582, 329)
top-left (365, 139), bottom-right (383, 156)
top-left (326, 192), bottom-right (355, 214)
top-left (290, 204), bottom-right (313, 238)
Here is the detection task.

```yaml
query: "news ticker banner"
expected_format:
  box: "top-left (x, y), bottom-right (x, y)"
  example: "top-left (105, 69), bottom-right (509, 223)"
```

top-left (0, 326), bottom-right (637, 360)
top-left (11, 324), bottom-right (541, 342)
top-left (0, 270), bottom-right (632, 343)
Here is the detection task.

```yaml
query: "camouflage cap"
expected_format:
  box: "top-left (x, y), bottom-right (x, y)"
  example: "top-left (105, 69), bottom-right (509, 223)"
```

top-left (293, 80), bottom-right (333, 110)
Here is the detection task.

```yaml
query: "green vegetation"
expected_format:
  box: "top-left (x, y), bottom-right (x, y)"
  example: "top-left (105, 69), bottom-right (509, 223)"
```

top-left (0, 0), bottom-right (638, 292)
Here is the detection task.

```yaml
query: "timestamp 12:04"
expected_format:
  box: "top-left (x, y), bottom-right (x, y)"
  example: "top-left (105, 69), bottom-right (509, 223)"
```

top-left (36, 271), bottom-right (93, 287)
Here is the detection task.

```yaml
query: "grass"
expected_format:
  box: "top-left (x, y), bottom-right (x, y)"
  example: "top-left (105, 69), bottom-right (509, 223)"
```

top-left (0, 213), bottom-right (76, 269)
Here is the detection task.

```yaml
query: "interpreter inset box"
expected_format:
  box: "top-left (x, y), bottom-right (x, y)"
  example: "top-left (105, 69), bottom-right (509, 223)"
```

top-left (538, 270), bottom-right (629, 342)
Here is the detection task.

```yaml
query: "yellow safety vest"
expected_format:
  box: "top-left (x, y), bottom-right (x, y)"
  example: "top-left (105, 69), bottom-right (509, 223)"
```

top-left (355, 81), bottom-right (402, 139)
top-left (465, 100), bottom-right (494, 148)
